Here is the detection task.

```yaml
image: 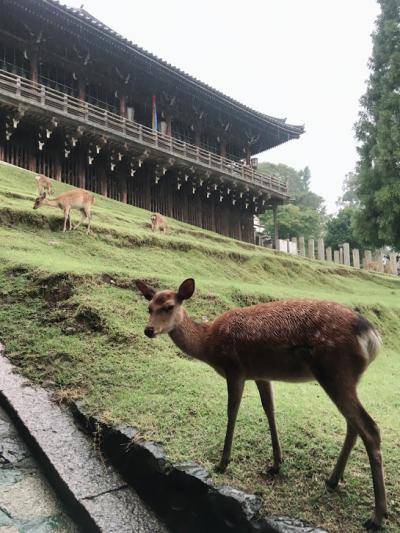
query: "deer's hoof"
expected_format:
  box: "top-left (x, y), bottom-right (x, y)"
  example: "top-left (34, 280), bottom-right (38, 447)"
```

top-left (266, 465), bottom-right (280, 478)
top-left (325, 478), bottom-right (339, 492)
top-left (363, 518), bottom-right (383, 531)
top-left (214, 460), bottom-right (229, 473)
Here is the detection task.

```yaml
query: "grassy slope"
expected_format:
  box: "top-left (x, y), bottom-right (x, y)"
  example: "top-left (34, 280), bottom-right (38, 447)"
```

top-left (0, 161), bottom-right (399, 532)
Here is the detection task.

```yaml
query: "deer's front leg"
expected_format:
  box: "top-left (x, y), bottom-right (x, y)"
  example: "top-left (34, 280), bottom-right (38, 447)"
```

top-left (215, 374), bottom-right (245, 473)
top-left (256, 380), bottom-right (283, 477)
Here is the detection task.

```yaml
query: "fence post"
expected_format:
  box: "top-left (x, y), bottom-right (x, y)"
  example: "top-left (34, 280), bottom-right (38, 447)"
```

top-left (317, 238), bottom-right (325, 261)
top-left (339, 248), bottom-right (344, 264)
top-left (326, 247), bottom-right (333, 261)
top-left (353, 249), bottom-right (360, 269)
top-left (299, 236), bottom-right (305, 257)
top-left (308, 239), bottom-right (315, 259)
top-left (343, 243), bottom-right (351, 266)
top-left (334, 250), bottom-right (340, 263)
top-left (389, 253), bottom-right (397, 275)
top-left (364, 250), bottom-right (372, 267)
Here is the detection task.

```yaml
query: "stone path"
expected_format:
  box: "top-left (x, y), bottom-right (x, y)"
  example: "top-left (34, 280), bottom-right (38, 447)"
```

top-left (0, 406), bottom-right (77, 533)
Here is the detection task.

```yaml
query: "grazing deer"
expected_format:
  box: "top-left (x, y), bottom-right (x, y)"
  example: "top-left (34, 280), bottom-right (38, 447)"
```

top-left (136, 278), bottom-right (387, 530)
top-left (35, 174), bottom-right (54, 196)
top-left (366, 261), bottom-right (382, 273)
top-left (33, 189), bottom-right (94, 234)
top-left (151, 212), bottom-right (168, 233)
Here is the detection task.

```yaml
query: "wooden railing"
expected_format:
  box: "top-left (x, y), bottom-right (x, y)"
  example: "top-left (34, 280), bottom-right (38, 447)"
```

top-left (0, 69), bottom-right (288, 197)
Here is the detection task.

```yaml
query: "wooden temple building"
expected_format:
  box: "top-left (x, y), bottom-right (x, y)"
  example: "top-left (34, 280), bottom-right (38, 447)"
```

top-left (0, 0), bottom-right (304, 243)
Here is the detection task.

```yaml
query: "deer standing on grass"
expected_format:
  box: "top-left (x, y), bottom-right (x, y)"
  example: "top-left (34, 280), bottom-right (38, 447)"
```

top-left (33, 189), bottom-right (94, 234)
top-left (136, 278), bottom-right (387, 531)
top-left (35, 174), bottom-right (54, 196)
top-left (151, 212), bottom-right (168, 233)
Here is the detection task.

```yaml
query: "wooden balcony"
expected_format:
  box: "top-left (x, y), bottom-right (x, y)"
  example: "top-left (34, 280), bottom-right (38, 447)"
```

top-left (0, 69), bottom-right (288, 199)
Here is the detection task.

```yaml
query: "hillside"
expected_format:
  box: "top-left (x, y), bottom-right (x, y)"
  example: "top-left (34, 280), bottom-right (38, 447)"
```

top-left (0, 161), bottom-right (399, 532)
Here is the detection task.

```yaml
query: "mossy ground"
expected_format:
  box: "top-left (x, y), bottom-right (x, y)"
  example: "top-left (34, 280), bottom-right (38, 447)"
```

top-left (0, 162), bottom-right (399, 532)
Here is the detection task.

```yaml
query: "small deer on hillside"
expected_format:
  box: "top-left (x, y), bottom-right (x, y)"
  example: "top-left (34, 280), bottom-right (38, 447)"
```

top-left (151, 212), bottom-right (168, 233)
top-left (33, 189), bottom-right (94, 233)
top-left (136, 278), bottom-right (387, 530)
top-left (35, 174), bottom-right (54, 196)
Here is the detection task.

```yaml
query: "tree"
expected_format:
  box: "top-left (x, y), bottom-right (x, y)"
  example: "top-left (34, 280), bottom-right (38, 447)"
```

top-left (258, 162), bottom-right (325, 239)
top-left (354, 0), bottom-right (400, 248)
top-left (324, 207), bottom-right (364, 251)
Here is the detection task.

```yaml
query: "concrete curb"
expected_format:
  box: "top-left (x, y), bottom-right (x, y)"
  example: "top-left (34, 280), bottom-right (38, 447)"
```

top-left (71, 401), bottom-right (328, 533)
top-left (0, 355), bottom-right (168, 533)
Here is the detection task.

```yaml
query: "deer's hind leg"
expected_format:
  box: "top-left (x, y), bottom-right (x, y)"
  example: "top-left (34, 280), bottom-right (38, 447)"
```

top-left (256, 380), bottom-right (282, 477)
top-left (326, 420), bottom-right (357, 490)
top-left (63, 206), bottom-right (71, 232)
top-left (73, 208), bottom-right (86, 230)
top-left (315, 362), bottom-right (387, 530)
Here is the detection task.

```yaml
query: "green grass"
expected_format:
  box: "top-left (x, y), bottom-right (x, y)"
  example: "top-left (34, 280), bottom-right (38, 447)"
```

top-left (0, 161), bottom-right (399, 532)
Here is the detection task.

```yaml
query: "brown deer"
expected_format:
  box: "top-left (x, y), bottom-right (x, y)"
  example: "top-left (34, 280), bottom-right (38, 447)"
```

top-left (136, 278), bottom-right (387, 530)
top-left (151, 212), bottom-right (168, 233)
top-left (35, 174), bottom-right (54, 196)
top-left (33, 189), bottom-right (94, 233)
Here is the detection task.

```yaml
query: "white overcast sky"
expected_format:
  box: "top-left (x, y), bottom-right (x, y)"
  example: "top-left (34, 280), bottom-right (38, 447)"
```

top-left (66, 0), bottom-right (380, 213)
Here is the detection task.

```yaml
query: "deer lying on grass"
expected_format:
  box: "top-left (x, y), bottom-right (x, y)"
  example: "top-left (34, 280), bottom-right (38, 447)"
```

top-left (136, 278), bottom-right (387, 531)
top-left (151, 212), bottom-right (168, 233)
top-left (33, 189), bottom-right (94, 233)
top-left (35, 174), bottom-right (54, 196)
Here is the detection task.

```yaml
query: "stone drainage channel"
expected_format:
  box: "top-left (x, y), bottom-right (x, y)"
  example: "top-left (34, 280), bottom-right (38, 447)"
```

top-left (0, 354), bottom-right (327, 533)
top-left (0, 405), bottom-right (76, 532)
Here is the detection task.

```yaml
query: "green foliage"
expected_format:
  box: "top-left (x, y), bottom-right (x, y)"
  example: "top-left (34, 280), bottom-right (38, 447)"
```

top-left (258, 162), bottom-right (325, 239)
top-left (1, 163), bottom-right (400, 532)
top-left (355, 0), bottom-right (400, 248)
top-left (325, 206), bottom-right (364, 251)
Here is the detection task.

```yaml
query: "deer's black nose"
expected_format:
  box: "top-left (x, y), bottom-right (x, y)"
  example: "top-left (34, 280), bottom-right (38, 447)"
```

top-left (144, 326), bottom-right (155, 338)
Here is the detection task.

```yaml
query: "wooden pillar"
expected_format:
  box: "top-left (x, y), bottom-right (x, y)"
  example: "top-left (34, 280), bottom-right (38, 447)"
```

top-left (30, 51), bottom-right (39, 83)
top-left (308, 239), bottom-right (315, 259)
top-left (77, 153), bottom-right (85, 189)
top-left (245, 145), bottom-right (251, 166)
top-left (343, 243), bottom-right (351, 266)
top-left (166, 113), bottom-right (172, 136)
top-left (298, 236), bottom-right (305, 256)
top-left (220, 139), bottom-right (227, 158)
top-left (326, 246), bottom-right (333, 261)
top-left (78, 78), bottom-right (86, 101)
top-left (317, 238), bottom-right (325, 261)
top-left (53, 151), bottom-right (62, 182)
top-left (353, 249), bottom-right (360, 269)
top-left (194, 131), bottom-right (201, 147)
top-left (119, 94), bottom-right (127, 118)
top-left (339, 248), bottom-right (344, 264)
top-left (98, 162), bottom-right (107, 197)
top-left (28, 149), bottom-right (37, 172)
top-left (120, 176), bottom-right (128, 203)
top-left (272, 203), bottom-right (279, 249)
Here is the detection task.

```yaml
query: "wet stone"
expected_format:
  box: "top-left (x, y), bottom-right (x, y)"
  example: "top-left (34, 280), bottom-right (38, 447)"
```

top-left (0, 406), bottom-right (76, 532)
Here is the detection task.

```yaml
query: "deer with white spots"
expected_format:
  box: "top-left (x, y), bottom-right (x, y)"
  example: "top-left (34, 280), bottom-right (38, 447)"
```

top-left (33, 189), bottom-right (94, 234)
top-left (136, 278), bottom-right (387, 531)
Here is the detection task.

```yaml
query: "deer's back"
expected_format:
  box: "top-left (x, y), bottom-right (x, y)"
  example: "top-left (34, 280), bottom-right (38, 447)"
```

top-left (56, 189), bottom-right (93, 207)
top-left (207, 300), bottom-right (372, 381)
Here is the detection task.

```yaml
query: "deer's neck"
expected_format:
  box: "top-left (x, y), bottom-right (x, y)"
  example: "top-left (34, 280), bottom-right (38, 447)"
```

top-left (43, 198), bottom-right (59, 208)
top-left (169, 309), bottom-right (210, 360)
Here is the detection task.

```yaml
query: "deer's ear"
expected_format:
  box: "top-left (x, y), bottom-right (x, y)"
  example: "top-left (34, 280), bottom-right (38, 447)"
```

top-left (177, 278), bottom-right (195, 301)
top-left (135, 280), bottom-right (156, 301)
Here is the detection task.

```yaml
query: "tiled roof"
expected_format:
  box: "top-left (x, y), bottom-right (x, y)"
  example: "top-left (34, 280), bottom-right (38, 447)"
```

top-left (45, 0), bottom-right (304, 137)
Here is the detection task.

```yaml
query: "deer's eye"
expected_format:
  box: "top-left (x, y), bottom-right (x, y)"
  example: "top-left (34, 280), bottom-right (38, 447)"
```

top-left (148, 307), bottom-right (153, 314)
